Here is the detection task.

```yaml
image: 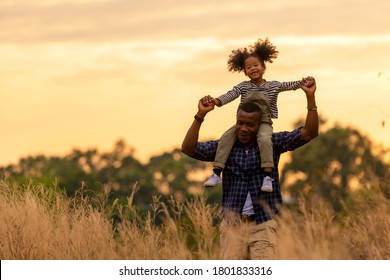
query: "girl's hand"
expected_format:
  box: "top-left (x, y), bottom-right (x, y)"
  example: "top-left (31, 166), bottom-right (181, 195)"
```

top-left (198, 95), bottom-right (215, 115)
top-left (302, 76), bottom-right (315, 87)
top-left (301, 77), bottom-right (316, 95)
top-left (201, 95), bottom-right (214, 106)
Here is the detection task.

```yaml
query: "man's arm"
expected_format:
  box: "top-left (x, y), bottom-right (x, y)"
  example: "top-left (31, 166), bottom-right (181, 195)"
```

top-left (300, 77), bottom-right (319, 141)
top-left (181, 96), bottom-right (215, 156)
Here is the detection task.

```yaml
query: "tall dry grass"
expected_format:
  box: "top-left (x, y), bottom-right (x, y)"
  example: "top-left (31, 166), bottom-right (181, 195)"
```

top-left (1, 179), bottom-right (389, 260)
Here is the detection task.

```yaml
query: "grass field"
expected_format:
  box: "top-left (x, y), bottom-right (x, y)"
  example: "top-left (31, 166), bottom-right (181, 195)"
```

top-left (1, 179), bottom-right (389, 260)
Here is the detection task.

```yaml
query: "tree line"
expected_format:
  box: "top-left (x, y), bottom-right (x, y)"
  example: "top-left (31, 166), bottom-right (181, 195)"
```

top-left (1, 120), bottom-right (389, 215)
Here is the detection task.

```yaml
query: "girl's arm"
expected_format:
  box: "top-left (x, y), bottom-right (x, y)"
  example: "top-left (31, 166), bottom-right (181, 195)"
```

top-left (215, 82), bottom-right (246, 107)
top-left (279, 77), bottom-right (314, 92)
top-left (279, 80), bottom-right (302, 91)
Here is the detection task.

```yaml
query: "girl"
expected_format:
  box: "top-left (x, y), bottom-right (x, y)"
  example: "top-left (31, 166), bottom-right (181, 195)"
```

top-left (204, 37), bottom-right (313, 192)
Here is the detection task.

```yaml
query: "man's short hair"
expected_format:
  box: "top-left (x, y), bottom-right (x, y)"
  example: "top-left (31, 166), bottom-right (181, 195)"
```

top-left (238, 102), bottom-right (261, 114)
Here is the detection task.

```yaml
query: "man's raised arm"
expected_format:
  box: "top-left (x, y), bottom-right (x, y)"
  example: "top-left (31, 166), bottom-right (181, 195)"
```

top-left (181, 96), bottom-right (215, 156)
top-left (300, 77), bottom-right (319, 141)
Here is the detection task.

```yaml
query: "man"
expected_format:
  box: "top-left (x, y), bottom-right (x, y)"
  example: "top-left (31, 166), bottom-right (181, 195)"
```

top-left (181, 77), bottom-right (318, 260)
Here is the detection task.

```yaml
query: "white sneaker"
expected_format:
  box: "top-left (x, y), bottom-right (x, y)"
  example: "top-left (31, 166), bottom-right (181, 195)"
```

top-left (261, 176), bottom-right (274, 192)
top-left (204, 173), bottom-right (222, 187)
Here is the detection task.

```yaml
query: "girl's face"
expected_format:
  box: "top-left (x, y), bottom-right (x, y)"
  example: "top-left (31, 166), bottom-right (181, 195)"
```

top-left (244, 56), bottom-right (265, 81)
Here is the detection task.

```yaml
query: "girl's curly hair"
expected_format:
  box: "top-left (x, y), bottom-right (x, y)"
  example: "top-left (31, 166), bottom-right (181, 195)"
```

top-left (227, 37), bottom-right (279, 73)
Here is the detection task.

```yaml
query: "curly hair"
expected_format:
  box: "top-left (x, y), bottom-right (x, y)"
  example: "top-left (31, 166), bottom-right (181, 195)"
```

top-left (227, 37), bottom-right (279, 73)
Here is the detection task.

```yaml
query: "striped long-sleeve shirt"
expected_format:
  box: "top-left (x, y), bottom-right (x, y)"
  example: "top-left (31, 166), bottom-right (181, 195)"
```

top-left (217, 80), bottom-right (301, 119)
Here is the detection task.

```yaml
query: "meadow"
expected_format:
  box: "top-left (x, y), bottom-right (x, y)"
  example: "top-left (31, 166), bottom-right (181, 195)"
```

top-left (1, 179), bottom-right (389, 260)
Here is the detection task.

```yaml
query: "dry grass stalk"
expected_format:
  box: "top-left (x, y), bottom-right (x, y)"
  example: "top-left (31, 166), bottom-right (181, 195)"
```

top-left (1, 179), bottom-right (389, 259)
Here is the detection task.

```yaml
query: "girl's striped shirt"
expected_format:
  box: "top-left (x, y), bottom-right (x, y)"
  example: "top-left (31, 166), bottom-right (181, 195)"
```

top-left (217, 80), bottom-right (301, 119)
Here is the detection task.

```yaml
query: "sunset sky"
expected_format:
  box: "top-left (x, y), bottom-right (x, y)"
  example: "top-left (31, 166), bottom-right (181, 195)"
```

top-left (1, 0), bottom-right (390, 166)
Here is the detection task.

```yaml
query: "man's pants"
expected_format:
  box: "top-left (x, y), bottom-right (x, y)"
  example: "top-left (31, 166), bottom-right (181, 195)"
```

top-left (219, 219), bottom-right (278, 260)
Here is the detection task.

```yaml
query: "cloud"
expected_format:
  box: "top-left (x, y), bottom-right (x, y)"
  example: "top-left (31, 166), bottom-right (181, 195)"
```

top-left (1, 0), bottom-right (389, 44)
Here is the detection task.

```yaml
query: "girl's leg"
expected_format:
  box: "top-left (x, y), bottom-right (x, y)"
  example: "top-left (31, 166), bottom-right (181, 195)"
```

top-left (257, 121), bottom-right (274, 169)
top-left (257, 120), bottom-right (274, 192)
top-left (204, 125), bottom-right (236, 187)
top-left (214, 125), bottom-right (236, 169)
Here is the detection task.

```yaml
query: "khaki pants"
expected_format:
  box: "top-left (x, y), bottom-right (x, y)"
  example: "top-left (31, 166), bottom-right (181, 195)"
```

top-left (219, 219), bottom-right (278, 260)
top-left (214, 89), bottom-right (274, 169)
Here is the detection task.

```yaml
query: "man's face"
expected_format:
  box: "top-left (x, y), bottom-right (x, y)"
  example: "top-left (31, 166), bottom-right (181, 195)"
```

top-left (236, 109), bottom-right (260, 146)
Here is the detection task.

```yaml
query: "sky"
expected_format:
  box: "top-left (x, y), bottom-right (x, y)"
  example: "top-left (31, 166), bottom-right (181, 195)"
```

top-left (1, 0), bottom-right (390, 166)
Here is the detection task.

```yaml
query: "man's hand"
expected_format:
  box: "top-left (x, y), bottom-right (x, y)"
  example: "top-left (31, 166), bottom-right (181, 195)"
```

top-left (301, 76), bottom-right (316, 95)
top-left (182, 95), bottom-right (215, 156)
top-left (197, 95), bottom-right (215, 117)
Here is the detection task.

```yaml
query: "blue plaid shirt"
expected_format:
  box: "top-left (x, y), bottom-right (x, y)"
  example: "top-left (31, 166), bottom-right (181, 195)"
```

top-left (191, 128), bottom-right (308, 224)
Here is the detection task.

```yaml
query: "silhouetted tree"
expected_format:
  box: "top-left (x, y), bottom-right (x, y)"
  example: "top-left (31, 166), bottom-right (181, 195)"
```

top-left (281, 121), bottom-right (390, 213)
